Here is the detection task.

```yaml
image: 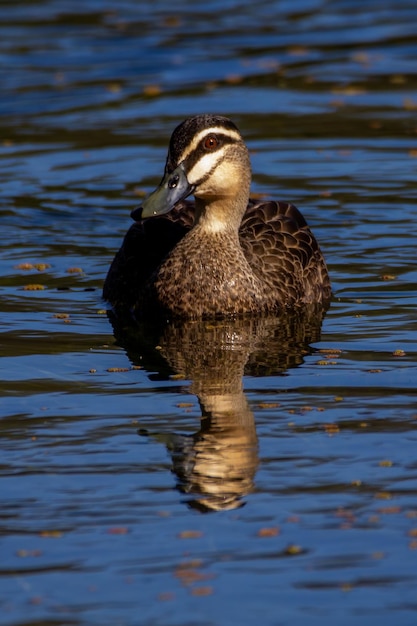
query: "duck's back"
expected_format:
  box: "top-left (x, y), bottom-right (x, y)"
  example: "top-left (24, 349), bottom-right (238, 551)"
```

top-left (239, 200), bottom-right (331, 306)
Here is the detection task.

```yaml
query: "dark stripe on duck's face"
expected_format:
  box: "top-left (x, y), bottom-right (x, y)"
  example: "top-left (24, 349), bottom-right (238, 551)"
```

top-left (164, 133), bottom-right (240, 190)
top-left (166, 125), bottom-right (242, 172)
top-left (182, 133), bottom-right (236, 172)
top-left (167, 115), bottom-right (241, 166)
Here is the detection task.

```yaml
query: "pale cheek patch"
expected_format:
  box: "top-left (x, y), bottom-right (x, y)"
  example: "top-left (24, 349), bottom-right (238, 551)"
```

top-left (186, 150), bottom-right (224, 186)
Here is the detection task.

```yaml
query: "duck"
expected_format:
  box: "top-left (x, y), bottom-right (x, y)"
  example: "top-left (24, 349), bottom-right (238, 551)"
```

top-left (103, 114), bottom-right (331, 319)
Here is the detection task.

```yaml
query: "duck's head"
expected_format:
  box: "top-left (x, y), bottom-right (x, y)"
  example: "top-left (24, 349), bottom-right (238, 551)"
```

top-left (133, 115), bottom-right (251, 224)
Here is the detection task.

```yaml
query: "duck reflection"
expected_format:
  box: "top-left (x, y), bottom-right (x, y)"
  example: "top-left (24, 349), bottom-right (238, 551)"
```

top-left (108, 308), bottom-right (326, 512)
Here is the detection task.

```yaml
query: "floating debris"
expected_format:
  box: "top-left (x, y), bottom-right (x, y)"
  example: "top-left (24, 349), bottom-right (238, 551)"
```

top-left (256, 402), bottom-right (280, 409)
top-left (257, 527), bottom-right (280, 538)
top-left (403, 97), bottom-right (417, 110)
top-left (177, 530), bottom-right (203, 539)
top-left (316, 359), bottom-right (338, 366)
top-left (191, 586), bottom-right (213, 596)
top-left (106, 82), bottom-right (122, 93)
top-left (16, 549), bottom-right (42, 557)
top-left (66, 267), bottom-right (83, 274)
top-left (15, 262), bottom-right (51, 271)
top-left (39, 530), bottom-right (63, 538)
top-left (143, 84), bottom-right (162, 97)
top-left (23, 284), bottom-right (45, 290)
top-left (378, 459), bottom-right (394, 467)
top-left (323, 423), bottom-right (340, 435)
top-left (107, 527), bottom-right (129, 535)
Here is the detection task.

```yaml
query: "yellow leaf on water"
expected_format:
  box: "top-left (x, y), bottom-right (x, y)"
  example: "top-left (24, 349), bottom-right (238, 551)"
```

top-left (375, 491), bottom-right (392, 500)
top-left (143, 84), bottom-right (162, 97)
top-left (66, 267), bottom-right (83, 274)
top-left (162, 15), bottom-right (182, 28)
top-left (178, 530), bottom-right (203, 539)
top-left (332, 86), bottom-right (366, 96)
top-left (158, 592), bottom-right (175, 601)
top-left (191, 586), bottom-right (213, 596)
top-left (404, 97), bottom-right (417, 110)
top-left (287, 45), bottom-right (309, 56)
top-left (257, 527), bottom-right (280, 538)
top-left (389, 74), bottom-right (406, 84)
top-left (23, 284), bottom-right (45, 290)
top-left (15, 263), bottom-right (34, 270)
top-left (352, 51), bottom-right (371, 64)
top-left (285, 544), bottom-right (302, 555)
top-left (323, 423), bottom-right (340, 435)
top-left (371, 551), bottom-right (386, 559)
top-left (33, 263), bottom-right (51, 271)
top-left (16, 549), bottom-right (42, 557)
top-left (377, 506), bottom-right (401, 514)
top-left (107, 527), bottom-right (129, 535)
top-left (225, 74), bottom-right (243, 85)
top-left (257, 402), bottom-right (280, 409)
top-left (39, 530), bottom-right (63, 538)
top-left (106, 82), bottom-right (122, 93)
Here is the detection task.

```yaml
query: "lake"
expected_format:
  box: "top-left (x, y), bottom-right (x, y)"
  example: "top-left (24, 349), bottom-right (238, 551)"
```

top-left (1, 1), bottom-right (417, 624)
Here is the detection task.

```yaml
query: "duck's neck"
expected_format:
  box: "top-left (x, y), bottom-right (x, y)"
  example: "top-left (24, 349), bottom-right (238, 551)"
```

top-left (193, 193), bottom-right (247, 236)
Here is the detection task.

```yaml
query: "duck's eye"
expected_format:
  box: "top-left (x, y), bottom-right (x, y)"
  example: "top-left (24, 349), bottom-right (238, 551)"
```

top-left (203, 134), bottom-right (219, 150)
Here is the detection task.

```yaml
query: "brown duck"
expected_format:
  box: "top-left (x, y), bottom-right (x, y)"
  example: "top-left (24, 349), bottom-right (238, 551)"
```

top-left (103, 114), bottom-right (331, 319)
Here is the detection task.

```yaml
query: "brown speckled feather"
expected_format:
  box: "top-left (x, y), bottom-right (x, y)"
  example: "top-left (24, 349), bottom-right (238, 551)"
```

top-left (103, 200), bottom-right (193, 309)
top-left (239, 200), bottom-right (331, 306)
top-left (104, 198), bottom-right (331, 317)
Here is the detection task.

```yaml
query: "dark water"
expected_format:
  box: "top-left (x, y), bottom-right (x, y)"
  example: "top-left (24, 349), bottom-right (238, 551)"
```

top-left (1, 1), bottom-right (417, 624)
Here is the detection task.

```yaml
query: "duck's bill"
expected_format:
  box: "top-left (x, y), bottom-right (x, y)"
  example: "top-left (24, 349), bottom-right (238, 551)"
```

top-left (131, 163), bottom-right (194, 220)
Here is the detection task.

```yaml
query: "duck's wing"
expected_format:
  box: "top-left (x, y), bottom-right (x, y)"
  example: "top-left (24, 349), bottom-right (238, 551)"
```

top-left (103, 200), bottom-right (194, 309)
top-left (240, 200), bottom-right (331, 304)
